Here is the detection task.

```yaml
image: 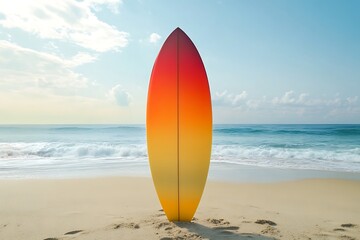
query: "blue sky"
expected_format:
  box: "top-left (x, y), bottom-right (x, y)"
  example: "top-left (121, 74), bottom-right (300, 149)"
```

top-left (0, 0), bottom-right (359, 124)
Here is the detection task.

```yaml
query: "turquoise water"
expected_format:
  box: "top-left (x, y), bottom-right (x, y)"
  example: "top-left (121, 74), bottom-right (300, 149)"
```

top-left (0, 124), bottom-right (359, 179)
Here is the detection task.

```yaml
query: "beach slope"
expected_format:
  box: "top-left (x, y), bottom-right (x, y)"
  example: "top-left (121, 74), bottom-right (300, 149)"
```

top-left (0, 177), bottom-right (359, 240)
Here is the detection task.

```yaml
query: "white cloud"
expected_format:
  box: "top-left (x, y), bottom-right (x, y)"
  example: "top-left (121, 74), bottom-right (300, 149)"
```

top-left (0, 0), bottom-right (128, 52)
top-left (246, 96), bottom-right (268, 109)
top-left (149, 33), bottom-right (161, 43)
top-left (85, 0), bottom-right (122, 14)
top-left (271, 90), bottom-right (359, 109)
top-left (272, 90), bottom-right (311, 106)
top-left (70, 52), bottom-right (97, 67)
top-left (107, 84), bottom-right (132, 106)
top-left (213, 90), bottom-right (248, 107)
top-left (0, 40), bottom-right (95, 89)
top-left (233, 91), bottom-right (248, 105)
top-left (347, 96), bottom-right (358, 104)
top-left (272, 91), bottom-right (360, 119)
top-left (212, 89), bottom-right (359, 122)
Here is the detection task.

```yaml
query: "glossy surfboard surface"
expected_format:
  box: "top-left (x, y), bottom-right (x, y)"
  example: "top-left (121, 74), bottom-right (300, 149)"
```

top-left (146, 28), bottom-right (212, 221)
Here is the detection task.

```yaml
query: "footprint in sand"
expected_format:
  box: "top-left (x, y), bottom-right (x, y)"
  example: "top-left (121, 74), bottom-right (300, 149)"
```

top-left (255, 220), bottom-right (279, 236)
top-left (64, 230), bottom-right (83, 235)
top-left (255, 219), bottom-right (277, 226)
top-left (156, 220), bottom-right (202, 239)
top-left (341, 223), bottom-right (357, 228)
top-left (43, 238), bottom-right (58, 240)
top-left (340, 235), bottom-right (356, 240)
top-left (113, 222), bottom-right (140, 229)
top-left (156, 221), bottom-right (176, 230)
top-left (160, 233), bottom-right (201, 240)
top-left (206, 218), bottom-right (230, 225)
top-left (334, 228), bottom-right (346, 232)
top-left (261, 225), bottom-right (280, 235)
top-left (205, 218), bottom-right (240, 236)
top-left (214, 226), bottom-right (240, 231)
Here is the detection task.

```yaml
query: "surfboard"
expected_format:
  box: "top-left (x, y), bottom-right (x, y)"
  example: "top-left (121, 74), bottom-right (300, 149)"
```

top-left (146, 27), bottom-right (212, 222)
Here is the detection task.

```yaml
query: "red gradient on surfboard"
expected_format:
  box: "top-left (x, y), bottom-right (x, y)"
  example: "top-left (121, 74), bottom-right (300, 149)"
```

top-left (146, 28), bottom-right (212, 221)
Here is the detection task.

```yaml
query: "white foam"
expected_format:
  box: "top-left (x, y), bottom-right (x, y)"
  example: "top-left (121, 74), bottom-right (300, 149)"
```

top-left (1, 142), bottom-right (359, 175)
top-left (211, 145), bottom-right (360, 172)
top-left (0, 142), bottom-right (147, 160)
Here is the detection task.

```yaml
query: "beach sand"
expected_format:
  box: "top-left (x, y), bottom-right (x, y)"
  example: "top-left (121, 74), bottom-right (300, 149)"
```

top-left (0, 177), bottom-right (359, 240)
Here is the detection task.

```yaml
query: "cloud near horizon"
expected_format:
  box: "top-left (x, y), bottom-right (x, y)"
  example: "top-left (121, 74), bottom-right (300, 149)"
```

top-left (107, 84), bottom-right (132, 106)
top-left (213, 90), bottom-right (359, 123)
top-left (0, 88), bottom-right (135, 124)
top-left (213, 90), bottom-right (248, 107)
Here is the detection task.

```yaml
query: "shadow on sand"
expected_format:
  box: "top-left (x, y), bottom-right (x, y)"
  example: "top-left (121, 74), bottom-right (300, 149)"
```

top-left (174, 222), bottom-right (277, 240)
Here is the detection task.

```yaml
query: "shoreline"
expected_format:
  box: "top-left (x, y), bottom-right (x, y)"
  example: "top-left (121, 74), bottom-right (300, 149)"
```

top-left (2, 162), bottom-right (360, 183)
top-left (208, 162), bottom-right (360, 182)
top-left (0, 176), bottom-right (359, 239)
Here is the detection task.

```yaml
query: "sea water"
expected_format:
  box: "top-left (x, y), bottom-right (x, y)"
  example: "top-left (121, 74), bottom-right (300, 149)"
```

top-left (0, 124), bottom-right (359, 180)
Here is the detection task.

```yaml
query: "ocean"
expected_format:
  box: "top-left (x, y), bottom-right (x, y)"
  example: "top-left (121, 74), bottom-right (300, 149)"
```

top-left (0, 124), bottom-right (360, 180)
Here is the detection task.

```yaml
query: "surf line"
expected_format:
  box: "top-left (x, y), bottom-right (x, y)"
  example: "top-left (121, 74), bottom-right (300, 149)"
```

top-left (176, 29), bottom-right (180, 221)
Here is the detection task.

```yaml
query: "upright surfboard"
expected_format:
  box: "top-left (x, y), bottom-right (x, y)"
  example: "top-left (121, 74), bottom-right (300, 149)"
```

top-left (146, 27), bottom-right (212, 222)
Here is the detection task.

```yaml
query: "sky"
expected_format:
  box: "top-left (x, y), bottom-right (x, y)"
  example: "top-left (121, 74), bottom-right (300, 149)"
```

top-left (0, 0), bottom-right (359, 124)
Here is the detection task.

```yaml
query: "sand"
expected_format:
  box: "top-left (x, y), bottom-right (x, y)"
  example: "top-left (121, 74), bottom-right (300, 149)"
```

top-left (0, 177), bottom-right (359, 240)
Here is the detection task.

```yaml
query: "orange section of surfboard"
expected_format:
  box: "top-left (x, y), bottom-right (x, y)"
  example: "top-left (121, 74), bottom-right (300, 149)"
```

top-left (146, 27), bottom-right (212, 222)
